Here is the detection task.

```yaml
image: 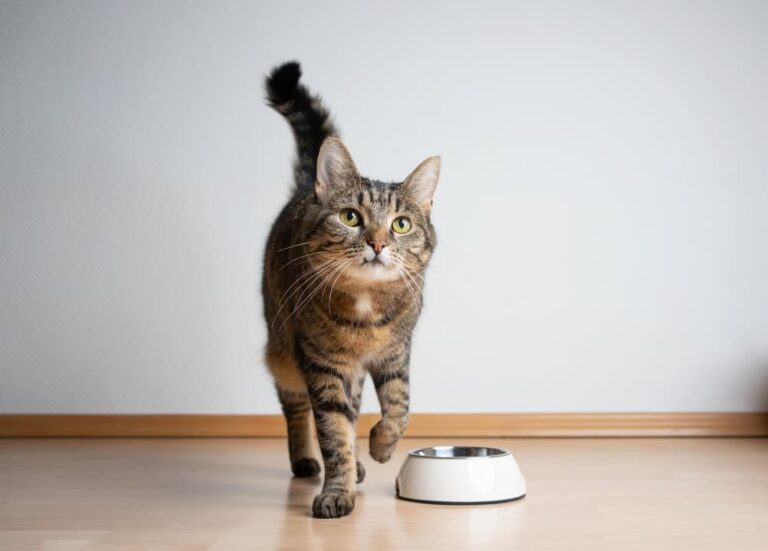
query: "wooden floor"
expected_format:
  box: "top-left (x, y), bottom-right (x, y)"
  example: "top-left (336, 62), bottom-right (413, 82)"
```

top-left (1, 438), bottom-right (767, 550)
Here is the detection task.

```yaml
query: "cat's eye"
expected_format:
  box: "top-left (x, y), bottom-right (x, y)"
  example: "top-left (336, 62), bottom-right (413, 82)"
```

top-left (340, 209), bottom-right (362, 227)
top-left (392, 216), bottom-right (412, 234)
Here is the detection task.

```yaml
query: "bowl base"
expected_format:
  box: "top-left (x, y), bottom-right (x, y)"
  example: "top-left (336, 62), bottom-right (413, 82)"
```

top-left (395, 493), bottom-right (527, 506)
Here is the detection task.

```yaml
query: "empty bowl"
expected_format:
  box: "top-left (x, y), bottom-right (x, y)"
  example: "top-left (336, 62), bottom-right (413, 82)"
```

top-left (395, 446), bottom-right (526, 504)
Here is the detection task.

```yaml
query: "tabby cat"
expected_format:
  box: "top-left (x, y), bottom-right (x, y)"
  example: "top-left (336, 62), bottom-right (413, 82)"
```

top-left (262, 61), bottom-right (440, 518)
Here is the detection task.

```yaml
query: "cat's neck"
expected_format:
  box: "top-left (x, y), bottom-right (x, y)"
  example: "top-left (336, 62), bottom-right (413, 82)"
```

top-left (328, 277), bottom-right (416, 321)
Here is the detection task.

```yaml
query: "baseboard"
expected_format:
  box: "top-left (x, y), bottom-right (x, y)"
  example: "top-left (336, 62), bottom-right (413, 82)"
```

top-left (1, 412), bottom-right (767, 437)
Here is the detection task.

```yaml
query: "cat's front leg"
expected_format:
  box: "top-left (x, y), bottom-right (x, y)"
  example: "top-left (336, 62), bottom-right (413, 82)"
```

top-left (304, 361), bottom-right (358, 518)
top-left (368, 351), bottom-right (410, 464)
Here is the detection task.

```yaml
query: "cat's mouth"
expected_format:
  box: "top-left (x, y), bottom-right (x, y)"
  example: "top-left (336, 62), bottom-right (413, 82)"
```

top-left (345, 255), bottom-right (401, 282)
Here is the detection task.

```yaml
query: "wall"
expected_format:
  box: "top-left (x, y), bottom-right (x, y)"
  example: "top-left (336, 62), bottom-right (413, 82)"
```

top-left (2, 0), bottom-right (768, 414)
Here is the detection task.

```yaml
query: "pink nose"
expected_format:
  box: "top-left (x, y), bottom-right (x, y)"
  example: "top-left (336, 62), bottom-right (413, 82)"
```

top-left (367, 238), bottom-right (387, 254)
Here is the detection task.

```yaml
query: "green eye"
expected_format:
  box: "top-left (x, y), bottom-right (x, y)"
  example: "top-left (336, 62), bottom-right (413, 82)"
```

top-left (391, 216), bottom-right (412, 234)
top-left (340, 209), bottom-right (362, 227)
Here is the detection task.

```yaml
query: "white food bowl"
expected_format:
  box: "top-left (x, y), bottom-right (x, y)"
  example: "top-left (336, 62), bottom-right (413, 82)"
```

top-left (395, 446), bottom-right (526, 504)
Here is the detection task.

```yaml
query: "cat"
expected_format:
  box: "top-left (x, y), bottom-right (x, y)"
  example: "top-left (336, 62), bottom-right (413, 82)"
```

top-left (262, 61), bottom-right (440, 518)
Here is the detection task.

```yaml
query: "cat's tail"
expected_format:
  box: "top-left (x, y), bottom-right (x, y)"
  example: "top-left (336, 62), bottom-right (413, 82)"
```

top-left (265, 61), bottom-right (338, 194)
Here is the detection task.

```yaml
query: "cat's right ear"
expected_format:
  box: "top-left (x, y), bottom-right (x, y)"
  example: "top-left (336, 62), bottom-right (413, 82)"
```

top-left (316, 137), bottom-right (358, 201)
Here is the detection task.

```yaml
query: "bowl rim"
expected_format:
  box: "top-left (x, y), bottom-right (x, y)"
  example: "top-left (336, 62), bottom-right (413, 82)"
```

top-left (406, 445), bottom-right (511, 460)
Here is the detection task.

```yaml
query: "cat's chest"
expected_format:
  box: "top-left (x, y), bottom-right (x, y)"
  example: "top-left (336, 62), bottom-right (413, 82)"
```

top-left (300, 288), bottom-right (411, 375)
top-left (316, 289), bottom-right (406, 353)
top-left (337, 289), bottom-right (394, 322)
top-left (353, 292), bottom-right (374, 316)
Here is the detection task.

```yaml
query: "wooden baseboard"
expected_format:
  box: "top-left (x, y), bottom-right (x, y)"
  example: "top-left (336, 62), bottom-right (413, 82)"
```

top-left (1, 412), bottom-right (767, 437)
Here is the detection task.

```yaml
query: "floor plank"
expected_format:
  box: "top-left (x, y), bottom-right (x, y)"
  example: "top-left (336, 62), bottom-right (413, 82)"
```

top-left (0, 438), bottom-right (766, 550)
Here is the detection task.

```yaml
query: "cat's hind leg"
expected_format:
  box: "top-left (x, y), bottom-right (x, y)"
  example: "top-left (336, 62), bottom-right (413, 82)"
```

top-left (267, 346), bottom-right (320, 478)
top-left (277, 387), bottom-right (321, 478)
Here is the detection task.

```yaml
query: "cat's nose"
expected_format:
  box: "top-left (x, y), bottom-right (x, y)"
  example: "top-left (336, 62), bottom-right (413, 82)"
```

top-left (366, 238), bottom-right (388, 255)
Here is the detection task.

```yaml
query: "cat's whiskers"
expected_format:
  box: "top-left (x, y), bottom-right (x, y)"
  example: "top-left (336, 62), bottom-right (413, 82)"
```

top-left (394, 251), bottom-right (425, 279)
top-left (276, 241), bottom-right (312, 252)
top-left (282, 257), bottom-right (355, 329)
top-left (390, 256), bottom-right (419, 310)
top-left (402, 267), bottom-right (425, 290)
top-left (290, 257), bottom-right (348, 310)
top-left (275, 258), bottom-right (333, 313)
top-left (403, 273), bottom-right (421, 310)
top-left (328, 248), bottom-right (363, 312)
top-left (285, 251), bottom-right (356, 303)
top-left (275, 255), bottom-right (336, 304)
top-left (271, 255), bottom-right (351, 327)
top-left (390, 253), bottom-right (423, 311)
top-left (306, 258), bottom-right (355, 318)
top-left (276, 249), bottom-right (357, 303)
top-left (278, 250), bottom-right (328, 271)
top-left (274, 259), bottom-right (346, 329)
top-left (395, 264), bottom-right (420, 312)
top-left (289, 252), bottom-right (356, 306)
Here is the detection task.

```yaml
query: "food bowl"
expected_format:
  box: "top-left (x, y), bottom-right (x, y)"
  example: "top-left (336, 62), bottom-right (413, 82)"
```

top-left (395, 446), bottom-right (526, 504)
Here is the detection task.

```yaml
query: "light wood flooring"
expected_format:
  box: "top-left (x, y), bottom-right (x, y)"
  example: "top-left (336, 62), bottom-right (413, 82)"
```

top-left (1, 438), bottom-right (766, 550)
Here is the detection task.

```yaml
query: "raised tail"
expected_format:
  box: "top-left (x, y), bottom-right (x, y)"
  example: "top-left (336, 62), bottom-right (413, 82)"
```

top-left (265, 61), bottom-right (338, 194)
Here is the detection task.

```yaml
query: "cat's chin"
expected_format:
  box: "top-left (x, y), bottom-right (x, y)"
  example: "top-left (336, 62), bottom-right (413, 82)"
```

top-left (345, 262), bottom-right (402, 284)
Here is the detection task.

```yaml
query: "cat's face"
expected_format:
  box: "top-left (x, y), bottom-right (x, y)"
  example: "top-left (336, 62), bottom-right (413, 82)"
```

top-left (305, 138), bottom-right (439, 285)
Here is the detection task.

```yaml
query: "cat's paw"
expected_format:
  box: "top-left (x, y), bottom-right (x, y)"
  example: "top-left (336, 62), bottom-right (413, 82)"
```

top-left (369, 421), bottom-right (399, 464)
top-left (312, 491), bottom-right (355, 518)
top-left (291, 457), bottom-right (321, 478)
top-left (356, 460), bottom-right (366, 483)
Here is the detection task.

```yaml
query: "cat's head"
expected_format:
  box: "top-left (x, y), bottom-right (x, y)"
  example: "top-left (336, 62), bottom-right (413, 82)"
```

top-left (305, 137), bottom-right (440, 285)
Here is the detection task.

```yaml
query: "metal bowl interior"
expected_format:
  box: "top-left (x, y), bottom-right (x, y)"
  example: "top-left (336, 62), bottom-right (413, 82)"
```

top-left (408, 446), bottom-right (510, 459)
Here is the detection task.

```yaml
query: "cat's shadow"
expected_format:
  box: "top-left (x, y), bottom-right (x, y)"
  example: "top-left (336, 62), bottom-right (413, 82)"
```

top-left (284, 475), bottom-right (321, 514)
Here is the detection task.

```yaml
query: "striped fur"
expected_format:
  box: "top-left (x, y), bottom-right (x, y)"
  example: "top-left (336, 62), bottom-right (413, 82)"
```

top-left (262, 61), bottom-right (439, 518)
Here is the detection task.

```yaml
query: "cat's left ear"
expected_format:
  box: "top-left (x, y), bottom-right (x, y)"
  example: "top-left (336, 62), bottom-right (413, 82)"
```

top-left (402, 155), bottom-right (441, 215)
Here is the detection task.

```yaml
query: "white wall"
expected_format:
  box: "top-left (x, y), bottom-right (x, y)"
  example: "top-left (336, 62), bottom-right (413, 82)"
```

top-left (2, 0), bottom-right (768, 414)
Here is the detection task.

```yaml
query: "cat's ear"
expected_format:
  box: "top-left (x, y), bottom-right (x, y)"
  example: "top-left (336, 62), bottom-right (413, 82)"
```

top-left (316, 137), bottom-right (359, 200)
top-left (402, 155), bottom-right (441, 214)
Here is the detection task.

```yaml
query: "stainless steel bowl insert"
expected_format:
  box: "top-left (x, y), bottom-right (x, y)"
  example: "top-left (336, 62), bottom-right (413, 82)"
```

top-left (409, 446), bottom-right (510, 459)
